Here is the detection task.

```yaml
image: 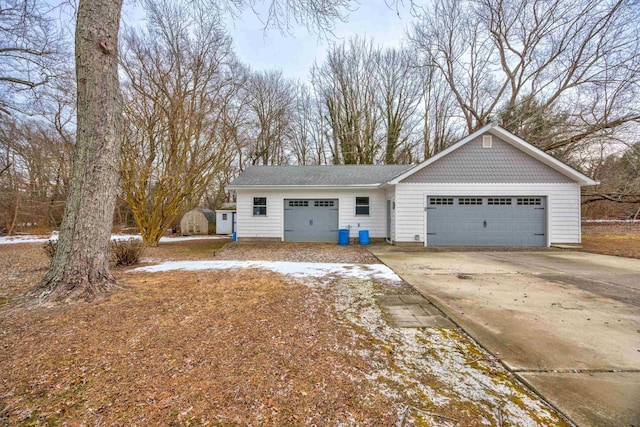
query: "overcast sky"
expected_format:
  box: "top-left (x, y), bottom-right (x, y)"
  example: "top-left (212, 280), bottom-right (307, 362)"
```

top-left (225, 1), bottom-right (417, 82)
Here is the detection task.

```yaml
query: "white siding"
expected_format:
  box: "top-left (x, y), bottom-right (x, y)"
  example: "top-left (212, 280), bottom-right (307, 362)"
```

top-left (235, 188), bottom-right (387, 240)
top-left (394, 183), bottom-right (582, 245)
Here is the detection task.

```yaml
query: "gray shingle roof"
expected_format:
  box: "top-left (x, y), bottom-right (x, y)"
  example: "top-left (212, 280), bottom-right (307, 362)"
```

top-left (228, 165), bottom-right (414, 187)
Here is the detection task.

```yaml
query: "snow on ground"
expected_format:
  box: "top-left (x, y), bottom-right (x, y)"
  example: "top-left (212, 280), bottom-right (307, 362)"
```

top-left (133, 260), bottom-right (402, 282)
top-left (0, 233), bottom-right (229, 245)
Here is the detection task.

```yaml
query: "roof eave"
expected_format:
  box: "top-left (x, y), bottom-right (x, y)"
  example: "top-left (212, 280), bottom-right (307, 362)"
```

top-left (489, 127), bottom-right (599, 186)
top-left (226, 184), bottom-right (384, 191)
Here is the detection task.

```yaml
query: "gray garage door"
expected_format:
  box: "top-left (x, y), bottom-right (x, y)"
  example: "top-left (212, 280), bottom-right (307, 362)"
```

top-left (426, 196), bottom-right (546, 247)
top-left (284, 199), bottom-right (339, 242)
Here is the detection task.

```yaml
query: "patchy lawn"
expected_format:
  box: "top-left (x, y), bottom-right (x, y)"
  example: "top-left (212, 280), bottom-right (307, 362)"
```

top-left (581, 222), bottom-right (640, 259)
top-left (1, 242), bottom-right (569, 426)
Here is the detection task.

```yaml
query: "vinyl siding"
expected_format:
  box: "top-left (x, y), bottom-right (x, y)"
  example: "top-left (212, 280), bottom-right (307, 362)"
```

top-left (235, 188), bottom-right (387, 240)
top-left (401, 134), bottom-right (574, 184)
top-left (394, 183), bottom-right (582, 245)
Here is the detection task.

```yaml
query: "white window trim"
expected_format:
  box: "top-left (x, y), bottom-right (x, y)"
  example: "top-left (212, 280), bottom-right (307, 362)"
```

top-left (252, 197), bottom-right (267, 216)
top-left (355, 196), bottom-right (370, 216)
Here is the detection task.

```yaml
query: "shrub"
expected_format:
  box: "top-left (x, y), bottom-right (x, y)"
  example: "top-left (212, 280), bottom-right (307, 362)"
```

top-left (110, 238), bottom-right (144, 267)
top-left (43, 240), bottom-right (58, 259)
top-left (43, 238), bottom-right (144, 267)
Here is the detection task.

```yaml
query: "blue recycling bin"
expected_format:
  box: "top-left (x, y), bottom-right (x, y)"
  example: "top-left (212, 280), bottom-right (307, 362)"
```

top-left (232, 232), bottom-right (237, 242)
top-left (358, 230), bottom-right (370, 245)
top-left (338, 229), bottom-right (349, 246)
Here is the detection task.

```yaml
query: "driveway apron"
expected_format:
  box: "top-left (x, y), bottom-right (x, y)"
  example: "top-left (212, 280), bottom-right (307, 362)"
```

top-left (369, 245), bottom-right (640, 427)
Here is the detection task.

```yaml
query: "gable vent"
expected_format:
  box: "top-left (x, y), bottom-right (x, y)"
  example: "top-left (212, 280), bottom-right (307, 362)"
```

top-left (482, 135), bottom-right (492, 148)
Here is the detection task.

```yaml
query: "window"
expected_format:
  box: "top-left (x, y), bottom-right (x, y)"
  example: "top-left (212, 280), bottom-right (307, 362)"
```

top-left (517, 198), bottom-right (542, 206)
top-left (355, 197), bottom-right (370, 215)
top-left (458, 197), bottom-right (482, 205)
top-left (222, 213), bottom-right (228, 220)
top-left (487, 197), bottom-right (512, 205)
top-left (429, 197), bottom-right (454, 205)
top-left (253, 197), bottom-right (267, 215)
top-left (314, 200), bottom-right (334, 207)
top-left (288, 200), bottom-right (309, 207)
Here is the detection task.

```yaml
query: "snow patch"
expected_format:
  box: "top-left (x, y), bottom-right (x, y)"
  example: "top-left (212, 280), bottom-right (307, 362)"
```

top-left (0, 233), bottom-right (228, 245)
top-left (132, 260), bottom-right (402, 282)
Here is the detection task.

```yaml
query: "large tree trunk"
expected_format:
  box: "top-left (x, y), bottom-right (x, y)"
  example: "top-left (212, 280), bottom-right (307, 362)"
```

top-left (28, 0), bottom-right (123, 302)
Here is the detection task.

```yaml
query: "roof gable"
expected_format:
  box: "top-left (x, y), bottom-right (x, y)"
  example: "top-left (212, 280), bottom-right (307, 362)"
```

top-left (389, 124), bottom-right (598, 186)
top-left (401, 133), bottom-right (574, 184)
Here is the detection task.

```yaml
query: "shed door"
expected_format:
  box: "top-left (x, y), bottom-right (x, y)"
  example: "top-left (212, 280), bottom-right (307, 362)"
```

top-left (284, 199), bottom-right (339, 242)
top-left (426, 196), bottom-right (546, 247)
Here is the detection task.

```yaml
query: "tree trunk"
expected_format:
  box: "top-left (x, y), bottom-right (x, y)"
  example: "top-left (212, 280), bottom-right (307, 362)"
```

top-left (28, 0), bottom-right (123, 302)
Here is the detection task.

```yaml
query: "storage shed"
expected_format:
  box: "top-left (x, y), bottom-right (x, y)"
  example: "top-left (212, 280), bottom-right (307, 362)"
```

top-left (180, 208), bottom-right (216, 235)
top-left (215, 209), bottom-right (236, 234)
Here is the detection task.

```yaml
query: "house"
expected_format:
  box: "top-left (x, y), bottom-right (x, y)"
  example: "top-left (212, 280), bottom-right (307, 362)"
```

top-left (180, 208), bottom-right (216, 235)
top-left (215, 207), bottom-right (236, 234)
top-left (227, 125), bottom-right (598, 247)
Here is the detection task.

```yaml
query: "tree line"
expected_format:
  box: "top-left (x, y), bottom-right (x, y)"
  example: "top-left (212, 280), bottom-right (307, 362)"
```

top-left (2, 0), bottom-right (639, 242)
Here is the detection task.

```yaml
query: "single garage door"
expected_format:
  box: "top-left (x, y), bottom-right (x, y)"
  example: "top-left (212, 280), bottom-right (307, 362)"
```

top-left (284, 199), bottom-right (339, 242)
top-left (426, 196), bottom-right (546, 247)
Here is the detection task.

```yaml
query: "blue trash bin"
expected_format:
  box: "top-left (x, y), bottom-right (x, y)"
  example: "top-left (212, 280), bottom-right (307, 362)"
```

top-left (358, 230), bottom-right (370, 245)
top-left (338, 229), bottom-right (349, 246)
top-left (232, 232), bottom-right (237, 242)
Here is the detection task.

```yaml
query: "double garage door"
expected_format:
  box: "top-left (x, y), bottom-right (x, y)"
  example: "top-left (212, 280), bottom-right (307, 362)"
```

top-left (426, 196), bottom-right (546, 247)
top-left (284, 199), bottom-right (339, 242)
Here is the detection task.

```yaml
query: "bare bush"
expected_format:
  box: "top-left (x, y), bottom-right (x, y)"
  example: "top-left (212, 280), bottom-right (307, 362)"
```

top-left (110, 239), bottom-right (144, 267)
top-left (43, 240), bottom-right (57, 259)
top-left (43, 238), bottom-right (144, 267)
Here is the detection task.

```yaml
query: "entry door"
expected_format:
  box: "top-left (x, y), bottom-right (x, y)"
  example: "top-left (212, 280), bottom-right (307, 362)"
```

top-left (426, 196), bottom-right (546, 246)
top-left (284, 199), bottom-right (339, 242)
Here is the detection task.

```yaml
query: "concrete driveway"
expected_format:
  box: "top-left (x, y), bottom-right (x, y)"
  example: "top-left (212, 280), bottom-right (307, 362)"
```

top-left (369, 246), bottom-right (640, 427)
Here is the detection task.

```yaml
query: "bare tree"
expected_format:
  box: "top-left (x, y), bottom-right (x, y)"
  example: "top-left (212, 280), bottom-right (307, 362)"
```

top-left (0, 68), bottom-right (76, 235)
top-left (410, 0), bottom-right (640, 153)
top-left (313, 37), bottom-right (381, 164)
top-left (0, 0), bottom-right (66, 115)
top-left (243, 69), bottom-right (296, 165)
top-left (374, 47), bottom-right (423, 163)
top-left (120, 0), bottom-right (239, 245)
top-left (289, 83), bottom-right (315, 165)
top-left (583, 142), bottom-right (640, 216)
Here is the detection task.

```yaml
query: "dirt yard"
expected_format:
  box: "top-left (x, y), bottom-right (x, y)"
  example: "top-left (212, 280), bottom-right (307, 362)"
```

top-left (581, 222), bottom-right (640, 259)
top-left (1, 241), bottom-right (569, 426)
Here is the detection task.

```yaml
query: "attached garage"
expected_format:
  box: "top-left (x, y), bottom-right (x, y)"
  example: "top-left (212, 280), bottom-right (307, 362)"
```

top-left (426, 196), bottom-right (546, 246)
top-left (227, 125), bottom-right (598, 246)
top-left (283, 199), bottom-right (339, 242)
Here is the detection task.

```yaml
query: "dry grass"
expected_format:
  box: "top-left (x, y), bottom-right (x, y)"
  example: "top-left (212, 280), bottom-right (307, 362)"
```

top-left (214, 242), bottom-right (380, 264)
top-left (1, 269), bottom-right (398, 426)
top-left (581, 222), bottom-right (640, 259)
top-left (0, 241), bottom-right (568, 426)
